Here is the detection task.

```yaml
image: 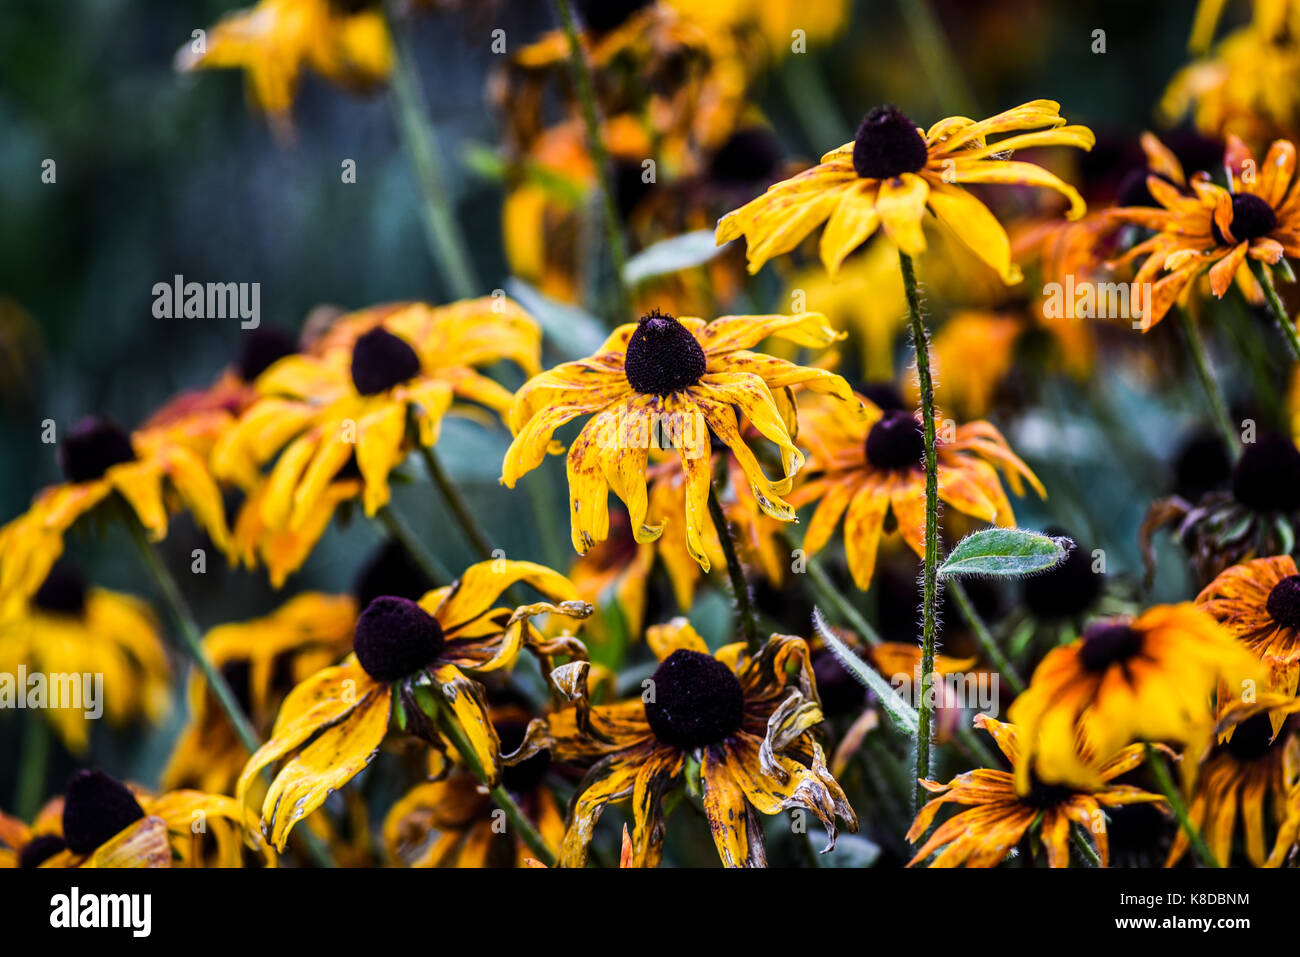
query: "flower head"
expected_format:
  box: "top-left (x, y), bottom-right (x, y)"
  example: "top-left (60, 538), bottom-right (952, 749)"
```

top-left (717, 100), bottom-right (1094, 282)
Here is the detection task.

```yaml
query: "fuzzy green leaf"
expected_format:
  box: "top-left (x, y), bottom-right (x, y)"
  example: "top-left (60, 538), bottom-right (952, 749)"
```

top-left (624, 230), bottom-right (725, 285)
top-left (812, 608), bottom-right (918, 735)
top-left (937, 528), bottom-right (1071, 580)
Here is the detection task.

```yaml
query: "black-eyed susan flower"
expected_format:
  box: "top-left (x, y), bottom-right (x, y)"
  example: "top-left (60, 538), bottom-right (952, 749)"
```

top-left (0, 415), bottom-right (233, 615)
top-left (501, 309), bottom-right (862, 570)
top-left (1007, 604), bottom-right (1263, 792)
top-left (237, 560), bottom-right (590, 850)
top-left (790, 391), bottom-right (1044, 591)
top-left (383, 707), bottom-right (566, 867)
top-left (214, 299), bottom-right (540, 586)
top-left (176, 0), bottom-right (392, 127)
top-left (907, 714), bottom-right (1166, 868)
top-left (0, 561), bottom-right (170, 754)
top-left (1143, 432), bottom-right (1300, 587)
top-left (716, 100), bottom-right (1094, 282)
top-left (40, 770), bottom-right (274, 868)
top-left (515, 618), bottom-right (856, 867)
top-left (1169, 693), bottom-right (1300, 867)
top-left (1107, 135), bottom-right (1300, 329)
top-left (0, 800), bottom-right (65, 869)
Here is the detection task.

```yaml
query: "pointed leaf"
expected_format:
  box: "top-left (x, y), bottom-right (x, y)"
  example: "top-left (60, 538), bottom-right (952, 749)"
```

top-left (937, 528), bottom-right (1072, 580)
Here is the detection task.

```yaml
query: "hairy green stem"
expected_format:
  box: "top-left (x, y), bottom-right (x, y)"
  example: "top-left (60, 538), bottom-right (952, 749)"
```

top-left (1071, 824), bottom-right (1103, 867)
top-left (1145, 743), bottom-right (1219, 868)
top-left (948, 579), bottom-right (1024, 695)
top-left (1175, 306), bottom-right (1239, 460)
top-left (419, 443), bottom-right (494, 561)
top-left (708, 482), bottom-right (760, 654)
top-left (388, 11), bottom-right (480, 300)
top-left (899, 251), bottom-right (941, 811)
top-left (432, 701), bottom-right (556, 866)
top-left (1249, 258), bottom-right (1300, 362)
top-left (552, 0), bottom-right (632, 322)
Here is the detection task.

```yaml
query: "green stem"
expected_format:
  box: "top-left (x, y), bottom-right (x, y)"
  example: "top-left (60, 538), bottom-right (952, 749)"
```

top-left (432, 701), bottom-right (556, 866)
top-left (377, 504), bottom-right (450, 587)
top-left (418, 443), bottom-right (494, 562)
top-left (948, 579), bottom-right (1024, 695)
top-left (387, 8), bottom-right (479, 300)
top-left (1145, 743), bottom-right (1219, 868)
top-left (1249, 258), bottom-right (1300, 362)
top-left (552, 0), bottom-right (632, 322)
top-left (1175, 306), bottom-right (1239, 460)
top-left (896, 0), bottom-right (979, 117)
top-left (15, 715), bottom-right (50, 820)
top-left (899, 250), bottom-right (941, 811)
top-left (1071, 823), bottom-right (1103, 867)
top-left (708, 482), bottom-right (760, 654)
top-left (122, 512), bottom-right (260, 756)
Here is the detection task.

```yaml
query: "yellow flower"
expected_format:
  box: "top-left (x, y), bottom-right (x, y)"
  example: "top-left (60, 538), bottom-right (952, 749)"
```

top-left (38, 770), bottom-right (274, 869)
top-left (0, 799), bottom-right (63, 869)
top-left (1007, 604), bottom-right (1263, 793)
top-left (1170, 693), bottom-right (1300, 867)
top-left (213, 299), bottom-right (540, 586)
top-left (237, 560), bottom-right (591, 850)
top-left (716, 100), bottom-right (1094, 282)
top-left (176, 0), bottom-right (392, 124)
top-left (517, 619), bottom-right (856, 867)
top-left (1106, 135), bottom-right (1300, 330)
top-left (0, 415), bottom-right (233, 616)
top-left (1197, 556), bottom-right (1300, 732)
top-left (501, 309), bottom-right (862, 570)
top-left (791, 392), bottom-right (1044, 591)
top-left (907, 714), bottom-right (1166, 868)
top-left (0, 562), bottom-right (170, 754)
top-left (670, 0), bottom-right (850, 59)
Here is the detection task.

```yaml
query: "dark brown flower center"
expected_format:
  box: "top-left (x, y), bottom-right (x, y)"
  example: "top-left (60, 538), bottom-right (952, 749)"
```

top-left (857, 381), bottom-right (909, 412)
top-left (350, 327), bottom-right (421, 396)
top-left (1078, 621), bottom-right (1144, 672)
top-left (32, 560), bottom-right (88, 617)
top-left (1116, 168), bottom-right (1175, 207)
top-left (623, 310), bottom-right (707, 396)
top-left (1022, 529), bottom-right (1102, 620)
top-left (1266, 574), bottom-right (1300, 629)
top-left (1224, 712), bottom-right (1278, 761)
top-left (1023, 774), bottom-right (1076, 810)
top-left (644, 649), bottom-right (744, 749)
top-left (852, 105), bottom-right (928, 180)
top-left (865, 409), bottom-right (925, 471)
top-left (236, 327), bottom-right (297, 382)
top-left (1211, 192), bottom-right (1278, 244)
top-left (18, 833), bottom-right (67, 868)
top-left (708, 128), bottom-right (784, 187)
top-left (1231, 433), bottom-right (1300, 512)
top-left (574, 0), bottom-right (651, 34)
top-left (353, 596), bottom-right (445, 683)
top-left (59, 418), bottom-right (135, 484)
top-left (62, 769), bottom-right (146, 855)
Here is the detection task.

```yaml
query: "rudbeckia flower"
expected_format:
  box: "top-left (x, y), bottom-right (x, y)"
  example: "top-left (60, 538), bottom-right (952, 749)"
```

top-left (0, 416), bottom-right (232, 616)
top-left (214, 299), bottom-right (541, 586)
top-left (907, 714), bottom-right (1166, 868)
top-left (716, 100), bottom-right (1094, 282)
top-left (516, 619), bottom-right (857, 867)
top-left (1007, 604), bottom-right (1263, 792)
top-left (1197, 556), bottom-right (1300, 715)
top-left (39, 770), bottom-right (274, 868)
top-left (383, 708), bottom-right (567, 867)
top-left (0, 799), bottom-right (65, 869)
top-left (1170, 694), bottom-right (1300, 867)
top-left (0, 561), bottom-right (170, 754)
top-left (501, 309), bottom-right (862, 569)
top-left (176, 0), bottom-right (393, 126)
top-left (791, 392), bottom-right (1044, 591)
top-left (1106, 135), bottom-right (1300, 329)
top-left (237, 561), bottom-right (591, 850)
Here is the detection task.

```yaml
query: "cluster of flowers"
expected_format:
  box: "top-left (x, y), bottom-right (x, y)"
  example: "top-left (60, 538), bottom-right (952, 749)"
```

top-left (4, 0), bottom-right (1300, 870)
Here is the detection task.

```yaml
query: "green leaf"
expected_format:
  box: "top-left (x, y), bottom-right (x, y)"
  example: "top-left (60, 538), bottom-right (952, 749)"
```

top-left (811, 609), bottom-right (918, 735)
top-left (810, 831), bottom-right (881, 868)
top-left (623, 230), bottom-right (725, 285)
top-left (937, 528), bottom-right (1071, 580)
